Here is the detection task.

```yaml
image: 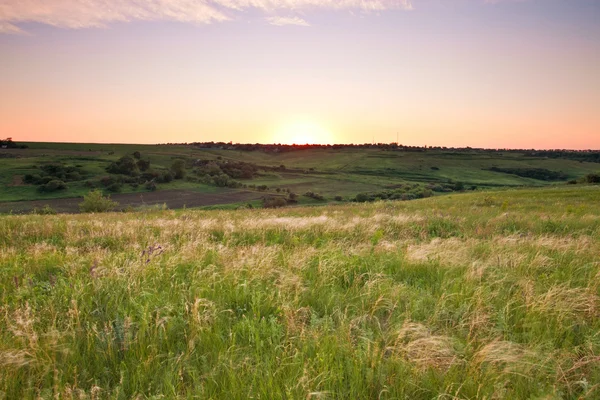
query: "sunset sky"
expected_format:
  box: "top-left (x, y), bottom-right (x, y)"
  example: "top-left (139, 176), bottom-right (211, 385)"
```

top-left (1, 0), bottom-right (599, 149)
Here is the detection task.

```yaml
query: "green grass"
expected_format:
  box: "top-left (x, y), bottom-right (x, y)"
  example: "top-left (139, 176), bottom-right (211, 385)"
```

top-left (2, 143), bottom-right (598, 204)
top-left (1, 185), bottom-right (599, 399)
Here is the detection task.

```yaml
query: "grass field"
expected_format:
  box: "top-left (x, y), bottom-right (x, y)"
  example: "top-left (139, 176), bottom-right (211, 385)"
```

top-left (1, 143), bottom-right (599, 211)
top-left (1, 186), bottom-right (599, 398)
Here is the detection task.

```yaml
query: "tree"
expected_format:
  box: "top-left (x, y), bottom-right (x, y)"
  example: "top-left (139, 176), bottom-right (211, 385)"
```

top-left (171, 159), bottom-right (186, 179)
top-left (106, 156), bottom-right (139, 176)
top-left (38, 179), bottom-right (67, 193)
top-left (137, 159), bottom-right (150, 171)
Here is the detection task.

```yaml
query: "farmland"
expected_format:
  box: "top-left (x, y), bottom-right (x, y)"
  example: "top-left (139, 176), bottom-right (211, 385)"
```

top-left (1, 141), bottom-right (599, 213)
top-left (1, 185), bottom-right (599, 398)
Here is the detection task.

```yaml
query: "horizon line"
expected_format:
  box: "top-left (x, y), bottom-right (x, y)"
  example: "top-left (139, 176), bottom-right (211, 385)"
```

top-left (12, 140), bottom-right (600, 152)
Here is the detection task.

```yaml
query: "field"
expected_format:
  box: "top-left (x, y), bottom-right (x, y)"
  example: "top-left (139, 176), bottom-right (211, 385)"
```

top-left (1, 142), bottom-right (599, 213)
top-left (1, 185), bottom-right (599, 398)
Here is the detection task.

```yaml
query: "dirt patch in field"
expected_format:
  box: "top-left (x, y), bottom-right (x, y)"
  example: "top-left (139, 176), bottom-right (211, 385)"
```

top-left (0, 189), bottom-right (264, 214)
top-left (8, 175), bottom-right (25, 186)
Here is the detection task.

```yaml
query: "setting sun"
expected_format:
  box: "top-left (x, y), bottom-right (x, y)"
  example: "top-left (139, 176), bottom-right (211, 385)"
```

top-left (275, 120), bottom-right (334, 145)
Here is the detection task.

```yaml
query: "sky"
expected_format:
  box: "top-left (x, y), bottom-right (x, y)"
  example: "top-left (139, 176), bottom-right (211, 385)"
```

top-left (1, 0), bottom-right (599, 149)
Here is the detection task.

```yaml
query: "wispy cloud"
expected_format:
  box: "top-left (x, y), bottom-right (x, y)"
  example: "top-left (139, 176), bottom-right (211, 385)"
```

top-left (0, 0), bottom-right (412, 34)
top-left (266, 16), bottom-right (310, 27)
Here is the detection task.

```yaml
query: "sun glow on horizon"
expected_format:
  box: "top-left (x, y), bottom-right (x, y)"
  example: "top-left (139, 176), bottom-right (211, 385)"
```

top-left (274, 120), bottom-right (334, 145)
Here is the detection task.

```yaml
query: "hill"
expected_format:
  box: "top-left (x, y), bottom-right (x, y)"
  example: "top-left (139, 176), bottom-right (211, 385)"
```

top-left (1, 186), bottom-right (599, 398)
top-left (1, 142), bottom-right (599, 212)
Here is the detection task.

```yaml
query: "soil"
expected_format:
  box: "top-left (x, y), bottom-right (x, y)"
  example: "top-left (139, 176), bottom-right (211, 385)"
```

top-left (0, 189), bottom-right (263, 214)
top-left (9, 175), bottom-right (24, 186)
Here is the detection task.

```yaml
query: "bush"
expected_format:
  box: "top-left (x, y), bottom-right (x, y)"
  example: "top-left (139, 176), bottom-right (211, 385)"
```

top-left (355, 193), bottom-right (371, 202)
top-left (262, 196), bottom-right (288, 208)
top-left (23, 173), bottom-right (42, 184)
top-left (157, 171), bottom-right (174, 183)
top-left (137, 159), bottom-right (150, 171)
top-left (106, 156), bottom-right (139, 176)
top-left (79, 190), bottom-right (119, 213)
top-left (583, 174), bottom-right (600, 183)
top-left (171, 159), bottom-right (187, 179)
top-left (38, 179), bottom-right (67, 193)
top-left (32, 205), bottom-right (57, 215)
top-left (334, 195), bottom-right (344, 201)
top-left (106, 182), bottom-right (123, 193)
top-left (304, 191), bottom-right (325, 201)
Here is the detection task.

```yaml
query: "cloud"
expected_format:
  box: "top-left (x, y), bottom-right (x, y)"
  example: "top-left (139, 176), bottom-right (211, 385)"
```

top-left (0, 0), bottom-right (412, 34)
top-left (266, 16), bottom-right (310, 27)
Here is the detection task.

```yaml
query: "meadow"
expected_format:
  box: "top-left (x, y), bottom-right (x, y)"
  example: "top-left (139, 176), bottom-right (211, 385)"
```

top-left (1, 142), bottom-right (599, 213)
top-left (1, 185), bottom-right (599, 399)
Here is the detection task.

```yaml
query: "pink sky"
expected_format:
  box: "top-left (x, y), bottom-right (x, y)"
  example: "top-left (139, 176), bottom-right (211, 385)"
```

top-left (1, 0), bottom-right (599, 149)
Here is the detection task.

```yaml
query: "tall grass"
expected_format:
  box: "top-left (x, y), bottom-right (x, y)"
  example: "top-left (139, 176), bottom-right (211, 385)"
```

top-left (1, 186), bottom-right (599, 399)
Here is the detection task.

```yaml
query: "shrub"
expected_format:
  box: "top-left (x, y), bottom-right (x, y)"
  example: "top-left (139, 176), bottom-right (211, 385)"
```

top-left (262, 196), bottom-right (288, 208)
top-left (304, 191), bottom-right (325, 201)
top-left (158, 171), bottom-right (174, 183)
top-left (106, 182), bottom-right (123, 193)
top-left (354, 193), bottom-right (371, 202)
top-left (32, 205), bottom-right (57, 215)
top-left (171, 159), bottom-right (187, 179)
top-left (38, 179), bottom-right (67, 193)
top-left (79, 190), bottom-right (118, 213)
top-left (137, 159), bottom-right (150, 171)
top-left (334, 195), bottom-right (344, 201)
top-left (23, 174), bottom-right (42, 184)
top-left (583, 173), bottom-right (600, 183)
top-left (421, 189), bottom-right (434, 198)
top-left (106, 156), bottom-right (139, 176)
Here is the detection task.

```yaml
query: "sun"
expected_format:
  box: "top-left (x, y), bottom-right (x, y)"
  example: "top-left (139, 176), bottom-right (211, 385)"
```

top-left (275, 120), bottom-right (333, 145)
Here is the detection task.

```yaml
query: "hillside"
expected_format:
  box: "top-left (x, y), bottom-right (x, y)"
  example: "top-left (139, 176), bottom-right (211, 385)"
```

top-left (1, 186), bottom-right (599, 398)
top-left (1, 142), bottom-right (599, 212)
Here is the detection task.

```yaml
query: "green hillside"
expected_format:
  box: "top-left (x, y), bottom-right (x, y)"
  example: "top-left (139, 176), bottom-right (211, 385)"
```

top-left (1, 142), bottom-right (599, 212)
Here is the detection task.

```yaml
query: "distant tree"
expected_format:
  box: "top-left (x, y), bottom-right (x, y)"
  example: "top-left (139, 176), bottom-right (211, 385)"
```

top-left (288, 192), bottom-right (298, 203)
top-left (136, 159), bottom-right (150, 171)
top-left (107, 156), bottom-right (139, 176)
top-left (38, 179), bottom-right (67, 193)
top-left (171, 159), bottom-right (187, 179)
top-left (583, 173), bottom-right (600, 183)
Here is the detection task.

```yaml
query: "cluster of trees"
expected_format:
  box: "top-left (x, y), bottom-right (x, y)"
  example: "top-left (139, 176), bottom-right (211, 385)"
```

top-left (194, 159), bottom-right (259, 179)
top-left (192, 159), bottom-right (260, 188)
top-left (262, 192), bottom-right (298, 208)
top-left (352, 181), bottom-right (470, 203)
top-left (0, 137), bottom-right (28, 149)
top-left (525, 150), bottom-right (600, 163)
top-left (106, 154), bottom-right (151, 176)
top-left (24, 163), bottom-right (88, 192)
top-left (354, 187), bottom-right (434, 203)
top-left (568, 173), bottom-right (600, 185)
top-left (486, 167), bottom-right (569, 181)
top-left (178, 141), bottom-right (600, 156)
top-left (99, 153), bottom-right (187, 192)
